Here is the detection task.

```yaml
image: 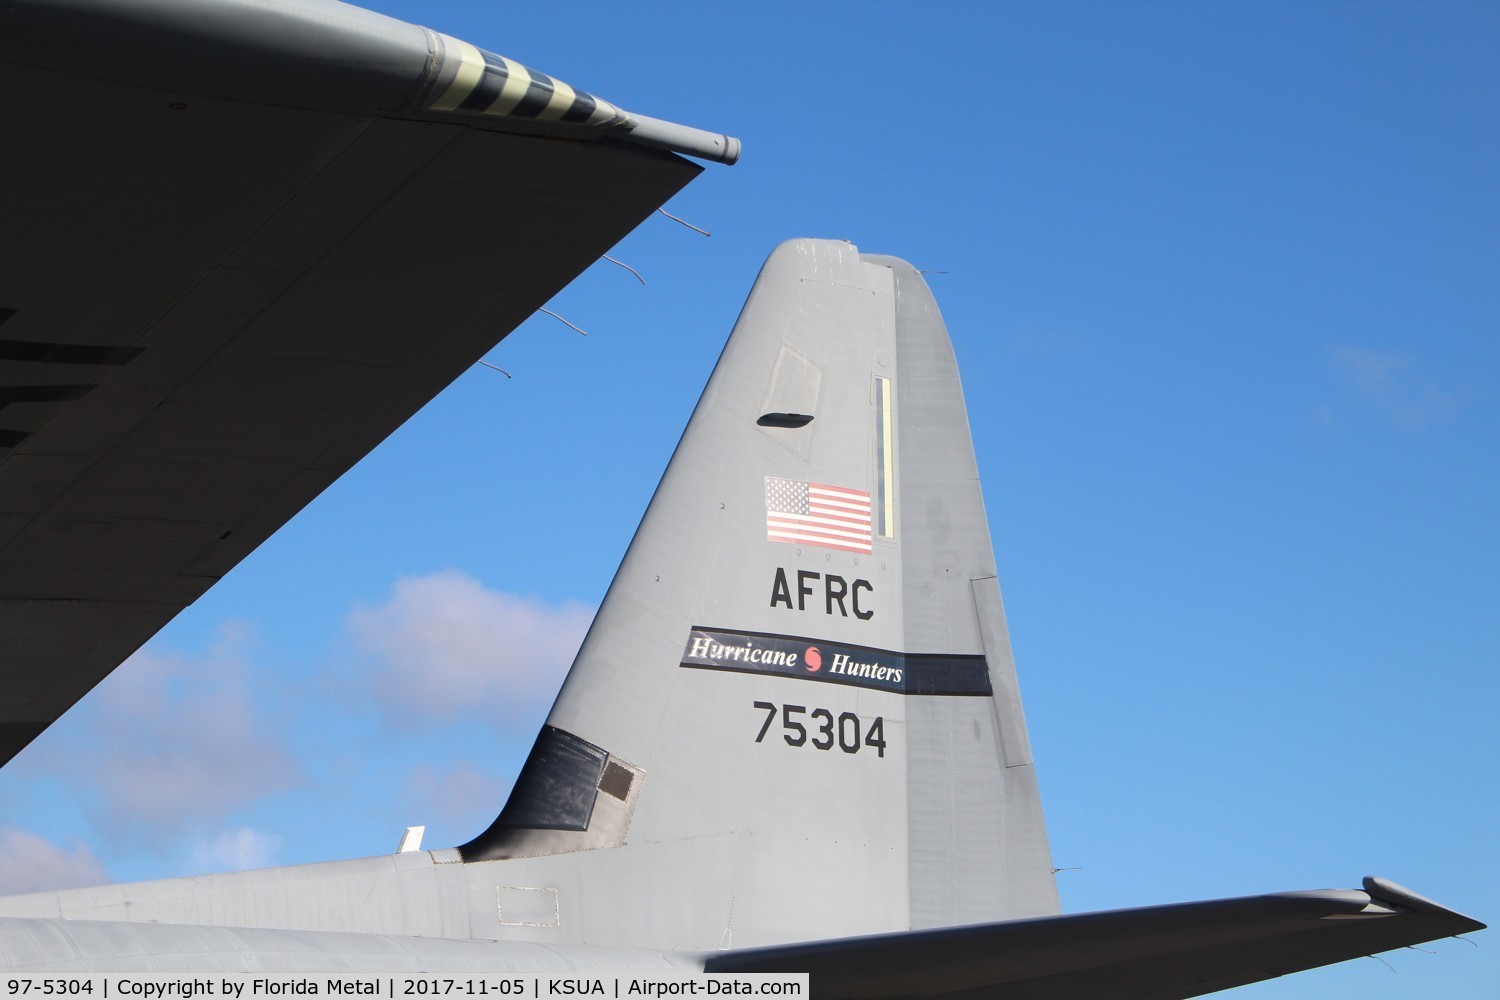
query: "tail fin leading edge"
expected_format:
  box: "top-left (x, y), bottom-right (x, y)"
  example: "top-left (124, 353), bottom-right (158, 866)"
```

top-left (460, 239), bottom-right (1057, 948)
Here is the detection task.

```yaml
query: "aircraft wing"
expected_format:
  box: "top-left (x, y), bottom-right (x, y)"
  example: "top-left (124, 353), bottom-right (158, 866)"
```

top-left (0, 0), bottom-right (732, 765)
top-left (705, 876), bottom-right (1485, 999)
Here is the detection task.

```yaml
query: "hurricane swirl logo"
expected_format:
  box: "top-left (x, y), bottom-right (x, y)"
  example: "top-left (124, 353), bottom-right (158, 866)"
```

top-left (804, 646), bottom-right (822, 672)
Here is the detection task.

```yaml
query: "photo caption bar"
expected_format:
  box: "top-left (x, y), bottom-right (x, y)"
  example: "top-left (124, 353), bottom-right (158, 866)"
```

top-left (0, 976), bottom-right (806, 1000)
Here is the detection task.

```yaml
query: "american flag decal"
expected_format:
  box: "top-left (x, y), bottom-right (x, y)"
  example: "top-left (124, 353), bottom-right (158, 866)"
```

top-left (765, 477), bottom-right (873, 555)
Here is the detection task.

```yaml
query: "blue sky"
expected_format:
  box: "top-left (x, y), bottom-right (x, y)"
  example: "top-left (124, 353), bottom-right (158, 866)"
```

top-left (2, 1), bottom-right (1496, 996)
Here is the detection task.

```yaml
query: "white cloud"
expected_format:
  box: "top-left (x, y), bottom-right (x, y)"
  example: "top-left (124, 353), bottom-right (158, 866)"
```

top-left (31, 623), bottom-right (302, 839)
top-left (1328, 345), bottom-right (1459, 428)
top-left (189, 827), bottom-right (283, 874)
top-left (0, 828), bottom-right (109, 894)
top-left (12, 576), bottom-right (585, 869)
top-left (348, 570), bottom-right (592, 725)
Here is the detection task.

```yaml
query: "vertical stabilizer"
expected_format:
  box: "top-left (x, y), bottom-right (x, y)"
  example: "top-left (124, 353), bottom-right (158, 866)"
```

top-left (460, 240), bottom-right (1058, 949)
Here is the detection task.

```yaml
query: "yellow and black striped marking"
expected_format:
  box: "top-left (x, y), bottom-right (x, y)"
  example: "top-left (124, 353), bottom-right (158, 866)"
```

top-left (427, 37), bottom-right (619, 126)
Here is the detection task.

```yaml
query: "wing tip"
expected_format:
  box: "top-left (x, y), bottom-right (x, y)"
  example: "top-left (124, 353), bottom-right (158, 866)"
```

top-left (1363, 875), bottom-right (1487, 933)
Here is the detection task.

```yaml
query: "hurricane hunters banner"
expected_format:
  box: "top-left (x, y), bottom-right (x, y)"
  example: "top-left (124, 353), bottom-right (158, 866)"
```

top-left (679, 626), bottom-right (992, 697)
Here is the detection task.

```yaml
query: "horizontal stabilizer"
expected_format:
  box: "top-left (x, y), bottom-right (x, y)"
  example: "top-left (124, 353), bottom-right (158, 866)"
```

top-left (705, 876), bottom-right (1484, 999)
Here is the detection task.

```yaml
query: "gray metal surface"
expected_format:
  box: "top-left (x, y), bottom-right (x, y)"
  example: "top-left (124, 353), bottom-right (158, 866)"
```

top-left (0, 917), bottom-right (693, 974)
top-left (0, 0), bottom-right (711, 765)
top-left (871, 254), bottom-right (1058, 926)
top-left (531, 239), bottom-right (1060, 943)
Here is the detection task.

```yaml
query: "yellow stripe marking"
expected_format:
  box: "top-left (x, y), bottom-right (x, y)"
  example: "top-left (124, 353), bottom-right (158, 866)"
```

top-left (485, 57), bottom-right (532, 116)
top-left (428, 38), bottom-right (485, 112)
top-left (877, 376), bottom-right (895, 538)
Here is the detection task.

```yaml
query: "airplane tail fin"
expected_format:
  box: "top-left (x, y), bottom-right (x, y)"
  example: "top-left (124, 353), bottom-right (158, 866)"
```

top-left (459, 240), bottom-right (1058, 948)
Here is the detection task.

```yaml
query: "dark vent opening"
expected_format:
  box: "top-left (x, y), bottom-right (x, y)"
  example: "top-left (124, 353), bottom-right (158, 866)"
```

top-left (598, 760), bottom-right (634, 801)
top-left (757, 412), bottom-right (814, 428)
